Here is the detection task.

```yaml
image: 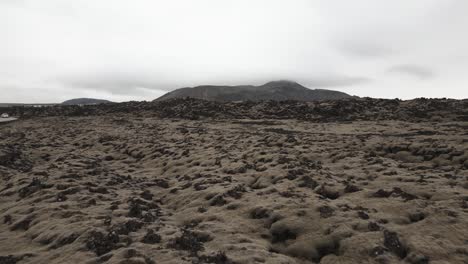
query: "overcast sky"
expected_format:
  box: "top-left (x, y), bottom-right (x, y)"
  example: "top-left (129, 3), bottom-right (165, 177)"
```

top-left (1, 0), bottom-right (467, 103)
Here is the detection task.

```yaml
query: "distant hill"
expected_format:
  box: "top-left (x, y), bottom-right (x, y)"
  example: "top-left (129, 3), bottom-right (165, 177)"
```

top-left (0, 103), bottom-right (56, 107)
top-left (155, 80), bottom-right (353, 102)
top-left (61, 98), bottom-right (113, 105)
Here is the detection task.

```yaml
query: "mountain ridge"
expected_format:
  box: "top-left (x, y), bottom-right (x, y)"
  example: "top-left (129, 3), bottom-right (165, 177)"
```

top-left (61, 98), bottom-right (113, 105)
top-left (155, 80), bottom-right (353, 102)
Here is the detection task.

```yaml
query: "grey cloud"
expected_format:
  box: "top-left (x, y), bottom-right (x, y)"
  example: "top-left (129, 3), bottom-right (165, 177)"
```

top-left (387, 65), bottom-right (435, 80)
top-left (59, 73), bottom-right (370, 93)
top-left (303, 76), bottom-right (371, 88)
top-left (1, 0), bottom-right (468, 102)
top-left (57, 73), bottom-right (174, 95)
top-left (337, 41), bottom-right (395, 58)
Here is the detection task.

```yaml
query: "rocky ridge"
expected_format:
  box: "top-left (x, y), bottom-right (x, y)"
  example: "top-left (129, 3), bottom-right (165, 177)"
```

top-left (1, 97), bottom-right (467, 122)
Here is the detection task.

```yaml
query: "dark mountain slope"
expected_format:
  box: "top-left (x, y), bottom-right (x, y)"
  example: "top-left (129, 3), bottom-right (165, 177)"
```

top-left (62, 98), bottom-right (112, 105)
top-left (155, 80), bottom-right (352, 101)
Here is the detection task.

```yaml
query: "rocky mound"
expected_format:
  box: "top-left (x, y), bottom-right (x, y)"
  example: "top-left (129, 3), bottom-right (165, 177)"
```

top-left (155, 80), bottom-right (352, 101)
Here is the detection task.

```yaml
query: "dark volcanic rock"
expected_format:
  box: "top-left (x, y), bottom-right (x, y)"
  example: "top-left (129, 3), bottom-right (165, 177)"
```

top-left (3, 97), bottom-right (466, 123)
top-left (0, 94), bottom-right (467, 264)
top-left (0, 145), bottom-right (33, 172)
top-left (197, 252), bottom-right (234, 264)
top-left (170, 229), bottom-right (212, 254)
top-left (0, 255), bottom-right (22, 264)
top-left (383, 230), bottom-right (407, 259)
top-left (141, 229), bottom-right (161, 244)
top-left (86, 230), bottom-right (120, 256)
top-left (18, 178), bottom-right (52, 198)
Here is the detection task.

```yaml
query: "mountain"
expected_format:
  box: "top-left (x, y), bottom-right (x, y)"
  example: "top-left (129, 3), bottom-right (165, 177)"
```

top-left (61, 98), bottom-right (113, 105)
top-left (155, 80), bottom-right (353, 102)
top-left (0, 103), bottom-right (56, 107)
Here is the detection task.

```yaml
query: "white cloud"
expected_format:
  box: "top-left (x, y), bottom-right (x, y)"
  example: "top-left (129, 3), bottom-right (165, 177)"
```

top-left (1, 0), bottom-right (467, 103)
top-left (387, 65), bottom-right (434, 80)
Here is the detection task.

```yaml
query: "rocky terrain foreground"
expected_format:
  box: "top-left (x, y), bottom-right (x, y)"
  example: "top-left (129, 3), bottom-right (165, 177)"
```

top-left (0, 98), bottom-right (467, 264)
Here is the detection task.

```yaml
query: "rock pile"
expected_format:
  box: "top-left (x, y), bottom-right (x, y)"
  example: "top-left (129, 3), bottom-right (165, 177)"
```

top-left (1, 97), bottom-right (467, 122)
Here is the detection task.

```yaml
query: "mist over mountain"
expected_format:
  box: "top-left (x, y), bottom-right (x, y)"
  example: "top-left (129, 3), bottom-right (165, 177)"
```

top-left (155, 80), bottom-right (353, 102)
